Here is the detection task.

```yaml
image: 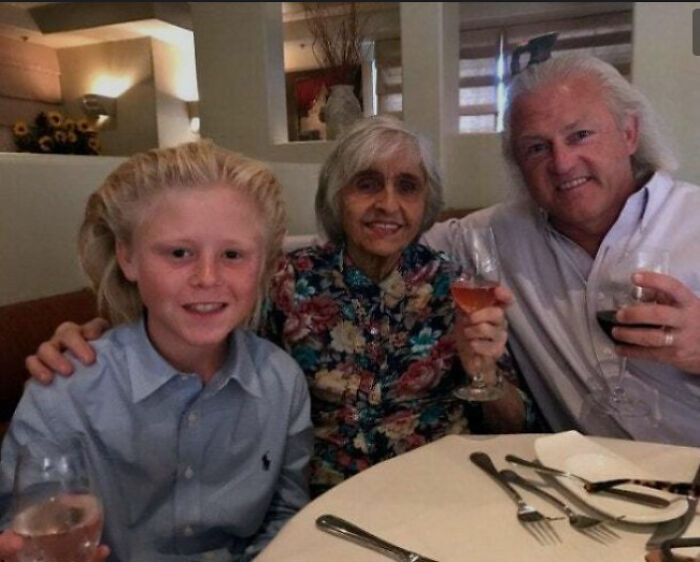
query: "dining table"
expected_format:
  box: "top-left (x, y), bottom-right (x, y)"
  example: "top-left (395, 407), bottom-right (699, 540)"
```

top-left (257, 433), bottom-right (700, 562)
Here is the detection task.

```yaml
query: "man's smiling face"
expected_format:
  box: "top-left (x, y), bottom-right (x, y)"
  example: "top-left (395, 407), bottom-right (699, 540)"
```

top-left (510, 74), bottom-right (640, 246)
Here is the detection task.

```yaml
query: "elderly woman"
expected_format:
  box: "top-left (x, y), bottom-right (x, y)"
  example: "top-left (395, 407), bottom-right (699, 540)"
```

top-left (261, 116), bottom-right (525, 495)
top-left (26, 117), bottom-right (526, 498)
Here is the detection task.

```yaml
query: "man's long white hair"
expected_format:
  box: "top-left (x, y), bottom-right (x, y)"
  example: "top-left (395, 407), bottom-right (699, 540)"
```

top-left (502, 53), bottom-right (678, 185)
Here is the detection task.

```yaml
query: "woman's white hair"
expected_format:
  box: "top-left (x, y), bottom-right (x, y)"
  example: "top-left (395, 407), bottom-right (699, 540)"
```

top-left (502, 53), bottom-right (678, 181)
top-left (315, 115), bottom-right (444, 244)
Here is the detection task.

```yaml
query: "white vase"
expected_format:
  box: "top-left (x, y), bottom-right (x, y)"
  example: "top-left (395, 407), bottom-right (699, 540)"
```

top-left (322, 84), bottom-right (361, 140)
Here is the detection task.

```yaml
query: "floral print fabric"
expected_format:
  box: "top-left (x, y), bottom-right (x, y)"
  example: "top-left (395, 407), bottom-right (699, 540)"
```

top-left (262, 242), bottom-right (489, 495)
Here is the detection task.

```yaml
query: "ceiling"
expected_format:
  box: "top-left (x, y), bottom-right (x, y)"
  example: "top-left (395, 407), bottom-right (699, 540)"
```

top-left (0, 2), bottom-right (192, 48)
top-left (3, 2), bottom-right (54, 8)
top-left (0, 2), bottom-right (401, 49)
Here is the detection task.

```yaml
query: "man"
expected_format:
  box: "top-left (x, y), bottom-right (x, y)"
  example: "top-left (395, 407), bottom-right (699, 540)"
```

top-left (423, 53), bottom-right (700, 445)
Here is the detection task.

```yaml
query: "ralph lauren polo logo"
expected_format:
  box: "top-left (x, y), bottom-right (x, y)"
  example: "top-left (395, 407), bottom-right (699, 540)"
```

top-left (262, 451), bottom-right (271, 471)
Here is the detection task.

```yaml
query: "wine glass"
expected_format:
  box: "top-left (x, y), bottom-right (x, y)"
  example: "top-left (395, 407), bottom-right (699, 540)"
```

top-left (451, 226), bottom-right (506, 402)
top-left (591, 247), bottom-right (670, 417)
top-left (11, 438), bottom-right (103, 562)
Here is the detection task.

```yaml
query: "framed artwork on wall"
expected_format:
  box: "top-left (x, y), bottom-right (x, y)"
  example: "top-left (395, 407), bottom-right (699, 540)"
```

top-left (285, 66), bottom-right (362, 142)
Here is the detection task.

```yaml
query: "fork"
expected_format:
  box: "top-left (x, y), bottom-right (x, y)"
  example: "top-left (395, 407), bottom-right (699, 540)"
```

top-left (316, 514), bottom-right (440, 562)
top-left (500, 469), bottom-right (620, 543)
top-left (470, 452), bottom-right (562, 545)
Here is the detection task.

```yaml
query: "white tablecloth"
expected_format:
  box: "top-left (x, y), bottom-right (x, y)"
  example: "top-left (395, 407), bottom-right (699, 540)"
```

top-left (258, 433), bottom-right (700, 562)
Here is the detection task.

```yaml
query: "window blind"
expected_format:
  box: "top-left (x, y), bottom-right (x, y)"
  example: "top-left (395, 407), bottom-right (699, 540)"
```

top-left (374, 37), bottom-right (402, 117)
top-left (371, 9), bottom-right (632, 133)
top-left (459, 10), bottom-right (633, 133)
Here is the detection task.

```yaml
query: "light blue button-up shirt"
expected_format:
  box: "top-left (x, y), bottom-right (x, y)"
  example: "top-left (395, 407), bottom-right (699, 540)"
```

top-left (1, 321), bottom-right (313, 561)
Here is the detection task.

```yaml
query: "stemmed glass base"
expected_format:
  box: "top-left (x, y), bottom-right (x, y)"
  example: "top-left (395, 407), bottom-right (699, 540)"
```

top-left (585, 387), bottom-right (651, 418)
top-left (453, 373), bottom-right (505, 402)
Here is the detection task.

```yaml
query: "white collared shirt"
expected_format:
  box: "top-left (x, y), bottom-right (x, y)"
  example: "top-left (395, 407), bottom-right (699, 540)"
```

top-left (423, 172), bottom-right (700, 445)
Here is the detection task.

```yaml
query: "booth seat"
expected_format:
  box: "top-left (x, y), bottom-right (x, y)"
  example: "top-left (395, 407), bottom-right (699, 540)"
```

top-left (0, 288), bottom-right (98, 441)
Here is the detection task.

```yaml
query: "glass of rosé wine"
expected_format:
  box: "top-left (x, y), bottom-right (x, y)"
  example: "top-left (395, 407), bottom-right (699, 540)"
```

top-left (11, 438), bottom-right (103, 562)
top-left (450, 225), bottom-right (505, 402)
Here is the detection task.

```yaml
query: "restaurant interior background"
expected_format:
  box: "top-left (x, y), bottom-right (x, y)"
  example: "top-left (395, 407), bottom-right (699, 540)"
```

top-left (1, 1), bottom-right (699, 309)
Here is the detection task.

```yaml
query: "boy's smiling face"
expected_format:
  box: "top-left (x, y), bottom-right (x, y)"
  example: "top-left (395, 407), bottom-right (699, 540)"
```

top-left (116, 183), bottom-right (264, 379)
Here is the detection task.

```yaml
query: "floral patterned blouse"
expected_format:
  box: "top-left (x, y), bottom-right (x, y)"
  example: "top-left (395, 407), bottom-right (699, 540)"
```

top-left (262, 242), bottom-right (516, 496)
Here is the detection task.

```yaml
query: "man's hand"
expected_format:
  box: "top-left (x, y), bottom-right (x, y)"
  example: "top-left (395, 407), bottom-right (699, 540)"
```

top-left (25, 317), bottom-right (110, 384)
top-left (614, 271), bottom-right (700, 374)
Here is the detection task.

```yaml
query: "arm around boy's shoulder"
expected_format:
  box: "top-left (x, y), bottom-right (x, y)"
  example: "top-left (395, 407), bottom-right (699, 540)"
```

top-left (5, 323), bottom-right (126, 459)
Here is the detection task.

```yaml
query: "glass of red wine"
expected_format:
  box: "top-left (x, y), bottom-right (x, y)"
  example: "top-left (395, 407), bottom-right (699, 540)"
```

top-left (11, 438), bottom-right (103, 562)
top-left (591, 247), bottom-right (670, 417)
top-left (450, 226), bottom-right (505, 402)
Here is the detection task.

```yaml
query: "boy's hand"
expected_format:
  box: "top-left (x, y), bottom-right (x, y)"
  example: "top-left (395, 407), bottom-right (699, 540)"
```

top-left (0, 530), bottom-right (110, 561)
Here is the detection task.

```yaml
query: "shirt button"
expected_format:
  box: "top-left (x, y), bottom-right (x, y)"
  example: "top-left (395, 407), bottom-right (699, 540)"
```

top-left (188, 412), bottom-right (198, 425)
top-left (183, 525), bottom-right (194, 537)
top-left (184, 466), bottom-right (195, 479)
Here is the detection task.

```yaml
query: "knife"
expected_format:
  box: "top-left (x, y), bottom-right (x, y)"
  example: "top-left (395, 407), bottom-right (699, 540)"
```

top-left (316, 514), bottom-right (440, 562)
top-left (646, 462), bottom-right (700, 550)
top-left (506, 454), bottom-right (671, 508)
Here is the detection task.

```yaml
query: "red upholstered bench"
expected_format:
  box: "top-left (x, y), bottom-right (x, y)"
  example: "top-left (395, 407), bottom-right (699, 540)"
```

top-left (0, 288), bottom-right (98, 442)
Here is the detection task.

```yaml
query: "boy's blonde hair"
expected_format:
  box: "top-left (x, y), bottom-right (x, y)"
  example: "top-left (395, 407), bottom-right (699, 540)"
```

top-left (79, 140), bottom-right (287, 325)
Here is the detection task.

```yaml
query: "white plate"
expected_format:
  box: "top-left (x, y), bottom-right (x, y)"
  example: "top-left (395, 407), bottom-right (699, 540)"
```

top-left (535, 431), bottom-right (687, 524)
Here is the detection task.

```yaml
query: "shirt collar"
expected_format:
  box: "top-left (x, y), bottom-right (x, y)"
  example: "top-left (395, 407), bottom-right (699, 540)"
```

top-left (124, 320), bottom-right (262, 403)
top-left (220, 329), bottom-right (264, 398)
top-left (336, 242), bottom-right (417, 289)
top-left (637, 171), bottom-right (674, 231)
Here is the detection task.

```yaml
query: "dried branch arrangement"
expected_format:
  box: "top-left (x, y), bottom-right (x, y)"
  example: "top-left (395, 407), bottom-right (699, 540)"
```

top-left (303, 2), bottom-right (365, 84)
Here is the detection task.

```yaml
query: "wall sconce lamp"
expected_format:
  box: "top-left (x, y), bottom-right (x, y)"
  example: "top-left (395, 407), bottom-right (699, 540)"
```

top-left (80, 93), bottom-right (117, 129)
top-left (186, 100), bottom-right (200, 134)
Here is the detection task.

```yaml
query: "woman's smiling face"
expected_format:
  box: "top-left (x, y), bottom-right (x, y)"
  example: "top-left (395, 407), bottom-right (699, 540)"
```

top-left (340, 144), bottom-right (427, 282)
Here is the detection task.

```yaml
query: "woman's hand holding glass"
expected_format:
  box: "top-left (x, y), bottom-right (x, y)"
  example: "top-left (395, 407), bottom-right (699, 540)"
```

top-left (451, 226), bottom-right (511, 402)
top-left (454, 283), bottom-right (513, 385)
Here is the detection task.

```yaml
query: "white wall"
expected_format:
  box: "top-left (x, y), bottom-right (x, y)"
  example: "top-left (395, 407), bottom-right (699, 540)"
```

top-left (267, 161), bottom-right (321, 235)
top-left (0, 154), bottom-right (319, 306)
top-left (0, 153), bottom-right (123, 306)
top-left (445, 133), bottom-right (515, 208)
top-left (58, 37), bottom-right (160, 156)
top-left (152, 39), bottom-right (200, 148)
top-left (632, 2), bottom-right (700, 185)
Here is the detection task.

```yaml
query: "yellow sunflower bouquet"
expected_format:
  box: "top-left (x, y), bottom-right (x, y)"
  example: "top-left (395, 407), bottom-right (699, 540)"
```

top-left (12, 110), bottom-right (101, 155)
